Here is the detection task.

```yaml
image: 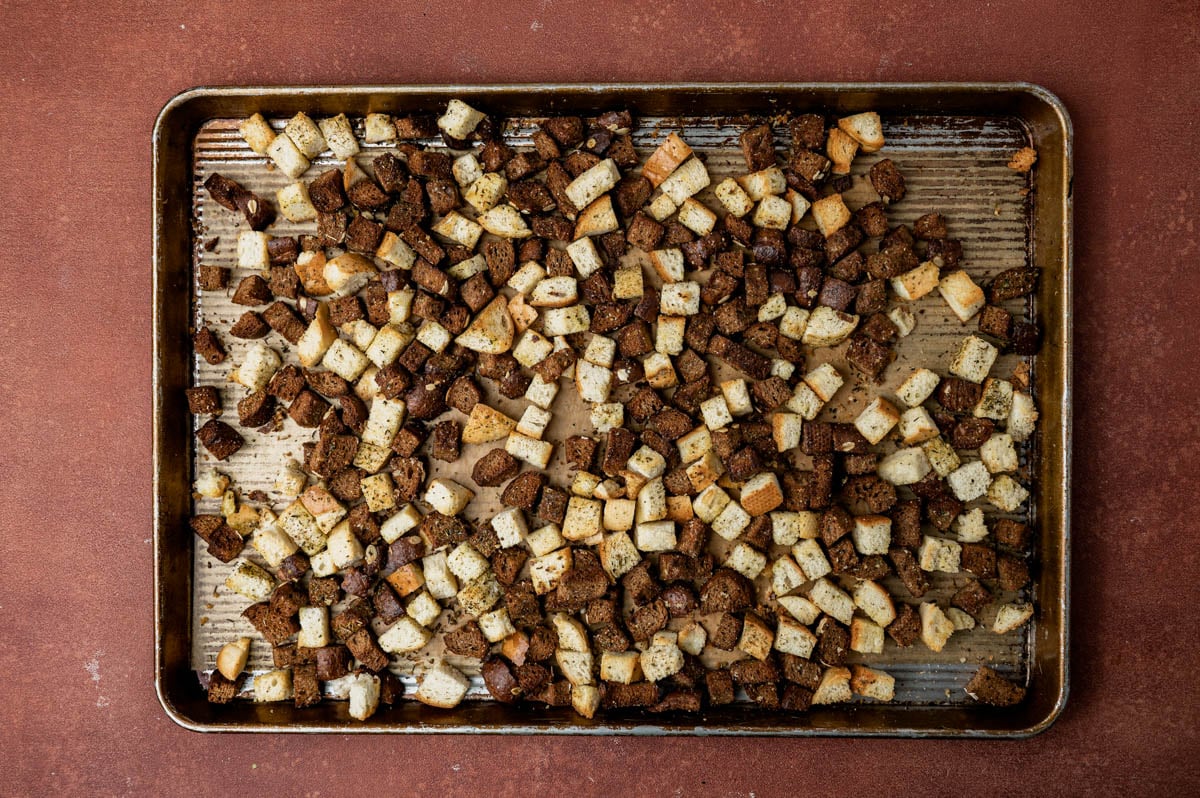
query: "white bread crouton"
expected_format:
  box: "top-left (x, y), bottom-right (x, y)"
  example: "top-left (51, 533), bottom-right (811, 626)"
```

top-left (771, 554), bottom-right (806, 597)
top-left (642, 132), bottom-right (692, 187)
top-left (525, 524), bottom-right (565, 558)
top-left (452, 153), bottom-right (483, 188)
top-left (850, 665), bottom-right (895, 701)
top-left (719, 379), bottom-right (753, 416)
top-left (811, 194), bottom-right (851, 236)
top-left (562, 496), bottom-right (603, 541)
top-left (714, 177), bottom-right (755, 217)
top-left (266, 133), bottom-right (310, 179)
top-left (809, 577), bottom-right (854, 625)
top-left (897, 367), bottom-right (940, 407)
top-left (364, 323), bottom-right (410, 368)
top-left (543, 305), bottom-right (591, 337)
top-left (778, 595), bottom-right (821, 626)
top-left (947, 460), bottom-right (992, 502)
top-left (676, 425), bottom-right (712, 464)
top-left (660, 281), bottom-right (701, 316)
top-left (251, 525), bottom-right (298, 568)
top-left (656, 315), bottom-right (686, 355)
top-left (838, 112), bottom-right (884, 152)
top-left (854, 580), bottom-right (897, 627)
top-left (505, 432), bottom-right (554, 470)
top-left (725, 541), bottom-right (767, 579)
top-left (787, 190), bottom-right (811, 224)
top-left (692, 484), bottom-right (731, 523)
top-left (772, 412), bottom-right (804, 453)
top-left (233, 342), bottom-right (281, 392)
top-left (348, 673), bottom-right (381, 721)
top-left (276, 180), bottom-right (318, 223)
top-left (922, 436), bottom-right (961, 477)
top-left (380, 504), bottom-right (422, 545)
top-left (826, 128), bottom-right (859, 175)
top-left (600, 650), bottom-right (643, 684)
top-left (955, 507), bottom-right (989, 543)
top-left (975, 377), bottom-right (1014, 421)
top-left (659, 157), bottom-right (710, 205)
top-left (645, 351), bottom-right (676, 387)
top-left (556, 650), bottom-right (595, 686)
top-left (598, 530), bottom-right (640, 579)
top-left (447, 542), bottom-right (490, 583)
top-left (786, 381), bottom-right (824, 420)
top-left (678, 621), bottom-right (707, 656)
top-left (939, 270), bottom-right (986, 322)
top-left (778, 306), bottom-right (811, 341)
top-left (980, 433), bottom-right (1019, 473)
top-left (950, 335), bottom-right (998, 383)
top-left (678, 197), bottom-right (717, 235)
top-left (752, 195), bottom-right (792, 230)
top-left (920, 602), bottom-right (956, 652)
top-left (456, 295), bottom-right (515, 354)
top-left (322, 338), bottom-right (370, 381)
top-left (740, 472), bottom-right (784, 516)
top-left (462, 403), bottom-right (516, 445)
top-left (565, 158), bottom-right (620, 210)
top-left (804, 363), bottom-right (845, 403)
top-left (437, 99), bottom-right (485, 140)
top-left (947, 607), bottom-right (976, 631)
top-left (988, 475), bottom-right (1029, 512)
top-left (898, 406), bottom-right (940, 445)
top-left (424, 478), bottom-right (474, 516)
top-left (463, 172), bottom-right (508, 213)
top-left (478, 204), bottom-right (532, 239)
top-left (993, 602), bottom-right (1034, 634)
top-left (378, 616), bottom-right (432, 654)
top-left (407, 591), bottom-right (442, 628)
top-left (612, 265), bottom-right (644, 299)
top-left (640, 640), bottom-right (684, 682)
top-left (852, 515), bottom-right (892, 555)
top-left (415, 662), bottom-right (470, 708)
top-left (457, 574), bottom-right (502, 616)
top-left (317, 114), bottom-right (358, 159)
top-left (771, 510), bottom-right (819, 545)
top-left (326, 522), bottom-right (365, 569)
top-left (891, 261), bottom-right (941, 301)
top-left (918, 536), bottom-right (962, 573)
top-left (565, 235), bottom-right (604, 278)
top-left (649, 248), bottom-right (685, 283)
top-left (1008, 391), bottom-right (1039, 442)
top-left (238, 112), bottom-right (275, 154)
top-left (627, 445), bottom-right (667, 479)
top-left (758, 292), bottom-right (788, 322)
top-left (889, 305), bottom-right (917, 336)
top-left (253, 669), bottom-right (292, 703)
top-left (812, 666), bottom-right (853, 704)
top-left (432, 211), bottom-right (483, 250)
top-left (635, 519), bottom-right (676, 552)
top-left (646, 192), bottom-right (677, 222)
top-left (850, 617), bottom-right (884, 654)
top-left (774, 616), bottom-right (817, 659)
top-left (571, 684), bottom-right (600, 719)
top-left (802, 306), bottom-right (859, 347)
top-left (224, 560), bottom-right (274, 601)
top-left (362, 112), bottom-right (395, 144)
top-left (854, 396), bottom-right (901, 445)
top-left (712, 501), bottom-right (751, 542)
top-left (738, 612), bottom-right (775, 661)
top-left (736, 167), bottom-right (786, 201)
top-left (277, 500), bottom-right (324, 556)
top-left (216, 637), bottom-right (251, 681)
top-left (685, 450), bottom-right (724, 492)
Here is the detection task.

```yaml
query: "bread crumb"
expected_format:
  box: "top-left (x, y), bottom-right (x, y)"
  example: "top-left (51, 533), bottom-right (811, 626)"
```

top-left (1008, 146), bottom-right (1037, 172)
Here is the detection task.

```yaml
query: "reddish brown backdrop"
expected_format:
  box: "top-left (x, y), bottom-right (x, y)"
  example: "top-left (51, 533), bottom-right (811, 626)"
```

top-left (1, 0), bottom-right (1197, 795)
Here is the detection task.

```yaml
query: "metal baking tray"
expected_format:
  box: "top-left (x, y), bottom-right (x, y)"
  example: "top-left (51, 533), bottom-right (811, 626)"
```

top-left (154, 83), bottom-right (1071, 736)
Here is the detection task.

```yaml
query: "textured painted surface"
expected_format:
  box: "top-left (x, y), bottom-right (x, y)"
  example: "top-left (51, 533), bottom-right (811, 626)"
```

top-left (0, 0), bottom-right (1197, 795)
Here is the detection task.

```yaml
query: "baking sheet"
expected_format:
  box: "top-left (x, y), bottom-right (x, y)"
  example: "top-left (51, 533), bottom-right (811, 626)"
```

top-left (155, 84), bottom-right (1071, 735)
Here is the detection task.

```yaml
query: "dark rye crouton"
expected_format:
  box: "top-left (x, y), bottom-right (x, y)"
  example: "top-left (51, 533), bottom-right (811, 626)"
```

top-left (952, 579), bottom-right (993, 618)
top-left (431, 419), bottom-right (461, 463)
top-left (998, 554), bottom-right (1031, 591)
top-left (472, 448), bottom-right (520, 487)
top-left (699, 568), bottom-right (755, 614)
top-left (231, 274), bottom-right (272, 307)
top-left (186, 386), bottom-right (221, 416)
top-left (345, 628), bottom-right (390, 672)
top-left (705, 669), bottom-right (736, 705)
top-left (891, 500), bottom-right (922, 549)
top-left (536, 487), bottom-right (569, 525)
top-left (491, 547), bottom-right (528, 586)
top-left (197, 264), bottom-right (230, 291)
top-left (419, 512), bottom-right (469, 550)
top-left (994, 518), bottom-right (1032, 549)
top-left (207, 672), bottom-right (238, 704)
top-left (740, 123), bottom-right (776, 171)
top-left (709, 613), bottom-right (743, 651)
top-left (841, 475), bottom-right (897, 515)
top-left (887, 602), bottom-right (921, 646)
top-left (962, 542), bottom-right (998, 579)
top-left (243, 602), bottom-right (299, 646)
top-left (603, 682), bottom-right (660, 709)
top-left (197, 419), bottom-right (243, 461)
top-left (262, 301), bottom-right (306, 344)
top-left (501, 472), bottom-right (546, 511)
top-left (445, 621), bottom-right (491, 659)
top-left (237, 390), bottom-right (275, 427)
top-left (937, 377), bottom-right (983, 412)
top-left (193, 326), bottom-right (226, 365)
top-left (965, 666), bottom-right (1027, 707)
top-left (869, 159), bottom-right (906, 202)
top-left (989, 267), bottom-right (1039, 302)
top-left (889, 547), bottom-right (929, 598)
top-left (288, 390), bottom-right (329, 428)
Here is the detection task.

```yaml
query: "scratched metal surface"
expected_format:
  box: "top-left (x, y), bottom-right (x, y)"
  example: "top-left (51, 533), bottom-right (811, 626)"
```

top-left (186, 111), bottom-right (1035, 709)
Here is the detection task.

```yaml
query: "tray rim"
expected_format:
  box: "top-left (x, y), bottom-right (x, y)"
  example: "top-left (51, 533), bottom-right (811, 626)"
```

top-left (153, 81), bottom-right (1072, 737)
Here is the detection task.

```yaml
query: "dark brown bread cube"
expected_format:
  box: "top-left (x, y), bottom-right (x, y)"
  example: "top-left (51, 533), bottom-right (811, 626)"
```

top-left (564, 436), bottom-right (597, 472)
top-left (268, 264), bottom-right (300, 300)
top-left (778, 655), bottom-right (821, 690)
top-left (602, 427), bottom-right (636, 477)
top-left (887, 602), bottom-right (921, 646)
top-left (891, 500), bottom-right (922, 549)
top-left (1010, 320), bottom-right (1041, 355)
top-left (186, 386), bottom-right (221, 416)
top-left (346, 505), bottom-right (380, 546)
top-left (627, 387), bottom-right (664, 423)
top-left (978, 304), bottom-right (1013, 340)
top-left (725, 447), bottom-right (762, 482)
top-left (585, 596), bottom-right (618, 627)
top-left (479, 140), bottom-right (513, 172)
top-left (706, 669), bottom-right (736, 705)
top-left (603, 681), bottom-right (661, 709)
top-left (544, 161), bottom-right (579, 218)
top-left (998, 554), bottom-right (1031, 591)
top-left (419, 513), bottom-right (470, 552)
top-left (531, 129), bottom-right (561, 160)
top-left (827, 538), bottom-right (860, 574)
top-left (292, 664), bottom-right (321, 709)
top-left (197, 264), bottom-right (230, 292)
top-left (819, 506), bottom-right (854, 546)
top-left (193, 326), bottom-right (226, 365)
top-left (425, 179), bottom-right (460, 216)
top-left (844, 452), bottom-right (878, 475)
top-left (344, 215), bottom-right (383, 254)
top-left (515, 662), bottom-right (551, 697)
top-left (491, 547), bottom-right (528, 586)
top-left (243, 602), bottom-right (299, 645)
top-left (431, 419), bottom-right (461, 463)
top-left (369, 582), bottom-right (406, 624)
top-left (817, 619), bottom-right (849, 667)
top-left (952, 579), bottom-right (993, 617)
top-left (589, 302), bottom-right (633, 334)
top-left (650, 689), bottom-right (702, 713)
top-left (790, 148), bottom-right (831, 182)
top-left (740, 123), bottom-right (776, 171)
top-left (676, 518), bottom-right (709, 558)
top-left (203, 172), bottom-right (244, 211)
top-left (592, 623), bottom-right (631, 654)
top-left (207, 672), bottom-right (238, 704)
top-left (926, 238), bottom-right (963, 269)
top-left (467, 522), bottom-right (501, 559)
top-left (613, 173), bottom-right (652, 218)
top-left (709, 613), bottom-right (743, 651)
top-left (989, 267), bottom-right (1039, 302)
top-left (927, 494), bottom-right (964, 531)
top-left (751, 228), bottom-right (787, 266)
top-left (472, 448), bottom-right (520, 487)
top-left (308, 576), bottom-right (342, 608)
top-left (508, 181), bottom-right (557, 215)
top-left (700, 568), bottom-right (755, 614)
top-left (506, 151), bottom-right (545, 182)
top-left (340, 566), bottom-right (372, 597)
top-left (621, 560), bottom-right (662, 607)
top-left (412, 259), bottom-right (452, 297)
top-left (751, 376), bottom-right (793, 413)
top-left (327, 295), bottom-right (363, 327)
top-left (288, 390), bottom-right (329, 428)
top-left (889, 547), bottom-right (929, 598)
top-left (657, 552), bottom-right (695, 583)
top-left (305, 369), bottom-right (350, 399)
top-left (824, 225), bottom-right (864, 266)
top-left (911, 211), bottom-right (948, 240)
top-left (626, 211), bottom-right (665, 252)
top-left (307, 169), bottom-right (346, 212)
top-left (316, 210), bottom-right (348, 247)
top-left (860, 313), bottom-right (900, 345)
top-left (497, 368), bottom-right (531, 399)
top-left (345, 628), bottom-right (389, 672)
top-left (937, 377), bottom-right (983, 412)
top-left (994, 519), bottom-right (1031, 549)
top-left (555, 565), bottom-right (609, 610)
top-left (502, 471), bottom-right (546, 511)
top-left (400, 228), bottom-right (445, 267)
top-left (789, 114), bottom-right (826, 150)
top-left (660, 584), bottom-right (697, 618)
top-left (230, 274), bottom-right (272, 307)
top-left (197, 419), bottom-right (243, 461)
top-left (842, 475), bottom-right (897, 515)
top-left (951, 417), bottom-right (995, 450)
top-left (407, 149), bottom-right (453, 180)
top-left (200, 521), bottom-right (244, 563)
top-left (526, 623), bottom-right (558, 660)
top-left (867, 243), bottom-right (920, 280)
top-left (445, 621), bottom-right (491, 659)
top-left (532, 348), bottom-right (576, 383)
top-left (869, 158), bottom-right (906, 202)
top-left (962, 542), bottom-right (998, 579)
top-left (237, 390), bottom-right (275, 428)
top-left (534, 680), bottom-right (573, 707)
top-left (388, 423), bottom-right (424, 458)
top-left (458, 273), bottom-right (495, 313)
top-left (404, 380), bottom-right (448, 419)
top-left (389, 457), bottom-right (424, 503)
top-left (482, 657), bottom-right (522, 704)
top-left (608, 133), bottom-right (638, 167)
top-left (965, 666), bottom-right (1027, 706)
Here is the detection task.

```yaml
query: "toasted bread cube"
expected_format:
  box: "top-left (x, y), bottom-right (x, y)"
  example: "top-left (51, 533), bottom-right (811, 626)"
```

top-left (239, 113), bottom-right (276, 154)
top-left (922, 436), bottom-right (961, 477)
top-left (483, 508), bottom-right (527, 551)
top-left (677, 621), bottom-right (707, 656)
top-left (643, 132), bottom-right (692, 187)
top-left (600, 650), bottom-right (643, 685)
top-left (659, 157), bottom-right (710, 205)
top-left (438, 98), bottom-right (485, 139)
top-left (779, 594), bottom-right (821, 625)
top-left (478, 204), bottom-right (532, 239)
top-left (327, 522), bottom-right (365, 568)
top-left (918, 536), bottom-right (962, 573)
top-left (216, 637), bottom-right (252, 681)
top-left (851, 665), bottom-right (895, 701)
top-left (852, 515), bottom-right (892, 556)
top-left (646, 192), bottom-right (677, 222)
top-left (838, 112), bottom-right (884, 152)
top-left (897, 368), bottom-right (940, 407)
top-left (889, 305), bottom-right (917, 337)
top-left (275, 180), bottom-right (318, 223)
top-left (898, 406), bottom-right (940, 445)
top-left (786, 189), bottom-right (811, 224)
top-left (988, 475), bottom-right (1029, 512)
top-left (645, 351), bottom-right (678, 388)
top-left (294, 250), bottom-right (330, 297)
top-left (891, 261), bottom-right (940, 301)
top-left (505, 432), bottom-right (554, 469)
top-left (656, 315), bottom-right (686, 355)
top-left (753, 195), bottom-right (792, 230)
top-left (361, 112), bottom-right (394, 143)
top-left (581, 335), bottom-right (616, 369)
top-left (387, 561), bottom-right (425, 597)
top-left (347, 672), bottom-right (381, 720)
top-left (947, 607), bottom-right (976, 631)
top-left (716, 379), bottom-right (751, 417)
top-left (195, 469), bottom-right (230, 500)
top-left (975, 377), bottom-right (1014, 421)
top-left (736, 166), bottom-right (786, 201)
top-left (517, 405), bottom-right (552, 441)
top-left (826, 128), bottom-right (860, 176)
top-left (342, 318), bottom-right (379, 350)
top-left (714, 177), bottom-right (754, 217)
top-left (778, 306), bottom-right (811, 340)
top-left (1008, 391), bottom-right (1039, 442)
top-left (939, 271), bottom-right (986, 322)
top-left (685, 450), bottom-right (724, 492)
top-left (321, 338), bottom-right (370, 381)
top-left (570, 359), bottom-right (609, 404)
top-left (309, 549), bottom-right (337, 577)
top-left (318, 113), bottom-right (358, 158)
top-left (301, 486), bottom-right (346, 533)
top-left (253, 669), bottom-right (293, 703)
top-left (297, 606), bottom-right (331, 649)
top-left (416, 662), bottom-right (470, 708)
top-left (854, 580), bottom-right (897, 627)
top-left (566, 236), bottom-right (604, 278)
top-left (769, 358), bottom-right (791, 380)
top-left (980, 433), bottom-right (1019, 474)
top-left (660, 281), bottom-right (702, 316)
top-left (786, 381), bottom-right (824, 421)
top-left (920, 602), bottom-right (955, 652)
top-left (278, 501), bottom-right (325, 555)
top-left (432, 211), bottom-right (483, 250)
top-left (462, 171), bottom-right (508, 213)
top-left (361, 396), bottom-right (405, 449)
top-left (772, 616), bottom-right (817, 660)
top-left (251, 525), bottom-right (299, 568)
top-left (224, 559), bottom-right (275, 601)
top-left (380, 503), bottom-right (422, 545)
top-left (572, 471), bottom-right (602, 498)
top-left (650, 248), bottom-right (685, 283)
top-left (700, 395), bottom-right (733, 431)
top-left (692, 483), bottom-right (730, 523)
top-left (522, 374), bottom-right (558, 410)
top-left (809, 577), bottom-right (853, 624)
top-left (475, 607), bottom-right (515, 644)
top-left (636, 477), bottom-right (668, 522)
top-left (530, 275), bottom-right (579, 309)
top-left (877, 447), bottom-right (932, 486)
top-left (639, 641), bottom-right (684, 682)
top-left (803, 363), bottom-right (844, 403)
top-left (811, 194), bottom-right (851, 237)
top-left (565, 158), bottom-right (620, 210)
top-left (387, 287), bottom-right (416, 323)
top-left (453, 153), bottom-right (483, 187)
top-left (676, 426), bottom-right (712, 464)
top-left (772, 412), bottom-right (804, 453)
top-left (587, 403), bottom-right (623, 434)
top-left (741, 472), bottom-right (784, 516)
top-left (569, 684), bottom-right (600, 719)
top-left (556, 650), bottom-right (595, 686)
top-left (712, 501), bottom-right (751, 542)
top-left (947, 460), bottom-right (992, 502)
top-left (234, 342), bottom-right (281, 392)
top-left (267, 133), bottom-right (310, 180)
top-left (513, 329), bottom-right (554, 368)
top-left (406, 590), bottom-right (443, 628)
top-left (850, 617), bottom-right (884, 654)
top-left (812, 665), bottom-right (853, 704)
top-left (612, 265), bottom-right (644, 299)
top-left (604, 497), bottom-right (637, 532)
top-left (771, 510), bottom-right (819, 545)
top-left (447, 542), bottom-right (490, 584)
top-left (562, 496), bottom-right (603, 542)
top-left (677, 197), bottom-right (717, 235)
top-left (771, 555), bottom-right (806, 597)
top-left (576, 198), bottom-right (620, 242)
top-left (635, 519), bottom-right (676, 552)
top-left (458, 574), bottom-right (503, 616)
top-left (549, 613), bottom-right (589, 652)
top-left (737, 612), bottom-right (775, 661)
top-left (543, 305), bottom-right (591, 337)
top-left (521, 522), bottom-right (561, 558)
top-left (950, 335), bottom-right (998, 384)
top-left (955, 507), bottom-right (989, 543)
top-left (802, 307), bottom-right (859, 347)
top-left (596, 479), bottom-right (625, 501)
top-left (725, 541), bottom-right (767, 579)
top-left (854, 397), bottom-right (900, 445)
top-left (424, 478), bottom-right (474, 516)
top-left (282, 112), bottom-right (326, 157)
top-left (757, 292), bottom-right (788, 323)
top-left (993, 602), bottom-right (1034, 634)
top-left (626, 445), bottom-right (667, 480)
top-left (462, 404), bottom-right (516, 445)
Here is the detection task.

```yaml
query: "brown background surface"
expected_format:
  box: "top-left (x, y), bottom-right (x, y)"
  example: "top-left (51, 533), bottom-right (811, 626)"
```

top-left (1, 0), bottom-right (1197, 795)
